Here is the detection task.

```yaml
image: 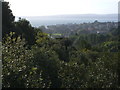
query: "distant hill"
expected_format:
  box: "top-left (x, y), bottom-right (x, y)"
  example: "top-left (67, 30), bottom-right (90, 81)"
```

top-left (17, 14), bottom-right (118, 19)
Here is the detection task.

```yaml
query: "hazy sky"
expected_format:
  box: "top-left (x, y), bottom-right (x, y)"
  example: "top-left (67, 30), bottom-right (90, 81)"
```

top-left (5, 0), bottom-right (119, 16)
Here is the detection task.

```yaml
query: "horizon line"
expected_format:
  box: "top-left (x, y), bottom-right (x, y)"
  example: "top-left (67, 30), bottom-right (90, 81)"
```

top-left (15, 13), bottom-right (118, 17)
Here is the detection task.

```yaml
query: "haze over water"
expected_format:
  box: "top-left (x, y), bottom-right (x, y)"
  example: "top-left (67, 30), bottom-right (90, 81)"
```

top-left (16, 14), bottom-right (118, 27)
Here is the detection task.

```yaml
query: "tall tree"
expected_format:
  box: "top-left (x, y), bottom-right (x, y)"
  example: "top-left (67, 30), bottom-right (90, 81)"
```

top-left (2, 2), bottom-right (15, 37)
top-left (14, 19), bottom-right (36, 45)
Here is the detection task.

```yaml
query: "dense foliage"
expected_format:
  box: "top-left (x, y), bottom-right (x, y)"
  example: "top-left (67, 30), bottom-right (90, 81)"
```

top-left (2, 1), bottom-right (120, 88)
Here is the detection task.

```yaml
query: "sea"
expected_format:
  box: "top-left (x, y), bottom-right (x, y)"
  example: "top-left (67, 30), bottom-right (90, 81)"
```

top-left (15, 14), bottom-right (118, 27)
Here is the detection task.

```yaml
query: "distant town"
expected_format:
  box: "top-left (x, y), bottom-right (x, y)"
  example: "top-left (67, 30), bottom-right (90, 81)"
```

top-left (39, 21), bottom-right (118, 38)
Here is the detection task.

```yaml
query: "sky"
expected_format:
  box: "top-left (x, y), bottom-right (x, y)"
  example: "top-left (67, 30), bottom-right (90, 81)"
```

top-left (4, 0), bottom-right (119, 16)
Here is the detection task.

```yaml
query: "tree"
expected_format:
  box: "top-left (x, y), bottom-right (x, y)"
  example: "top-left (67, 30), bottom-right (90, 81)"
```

top-left (85, 52), bottom-right (118, 88)
top-left (31, 45), bottom-right (62, 88)
top-left (2, 2), bottom-right (15, 37)
top-left (14, 19), bottom-right (36, 45)
top-left (2, 32), bottom-right (51, 88)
